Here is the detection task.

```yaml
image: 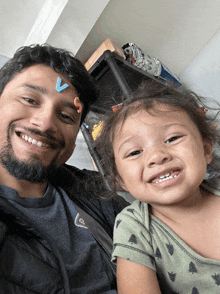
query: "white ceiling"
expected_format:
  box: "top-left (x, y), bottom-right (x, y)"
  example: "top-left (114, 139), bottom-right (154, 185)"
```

top-left (1, 0), bottom-right (220, 78)
top-left (75, 0), bottom-right (220, 76)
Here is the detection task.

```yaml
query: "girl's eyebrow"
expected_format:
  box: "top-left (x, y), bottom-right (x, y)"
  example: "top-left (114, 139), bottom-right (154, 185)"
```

top-left (21, 83), bottom-right (47, 94)
top-left (163, 122), bottom-right (185, 130)
top-left (117, 123), bottom-right (185, 152)
top-left (117, 135), bottom-right (139, 152)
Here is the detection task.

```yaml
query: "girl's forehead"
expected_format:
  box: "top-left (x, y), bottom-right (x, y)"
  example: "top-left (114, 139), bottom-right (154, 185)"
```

top-left (120, 102), bottom-right (183, 121)
top-left (118, 103), bottom-right (188, 127)
top-left (112, 104), bottom-right (193, 140)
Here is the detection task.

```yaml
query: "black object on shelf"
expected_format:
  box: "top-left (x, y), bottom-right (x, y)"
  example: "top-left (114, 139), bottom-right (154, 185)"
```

top-left (80, 123), bottom-right (112, 191)
top-left (88, 50), bottom-right (165, 114)
top-left (82, 50), bottom-right (165, 190)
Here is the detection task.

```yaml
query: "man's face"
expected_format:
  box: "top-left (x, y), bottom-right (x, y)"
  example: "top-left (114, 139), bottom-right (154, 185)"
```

top-left (0, 64), bottom-right (83, 182)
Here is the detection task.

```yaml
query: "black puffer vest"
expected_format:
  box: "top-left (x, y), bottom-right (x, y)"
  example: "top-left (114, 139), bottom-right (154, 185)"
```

top-left (0, 164), bottom-right (128, 293)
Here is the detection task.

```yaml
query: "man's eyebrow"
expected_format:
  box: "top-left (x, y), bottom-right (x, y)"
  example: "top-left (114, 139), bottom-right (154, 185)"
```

top-left (62, 101), bottom-right (78, 111)
top-left (22, 84), bottom-right (47, 94)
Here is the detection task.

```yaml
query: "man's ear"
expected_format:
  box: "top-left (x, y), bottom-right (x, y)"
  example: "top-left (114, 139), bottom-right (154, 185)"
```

top-left (204, 140), bottom-right (213, 165)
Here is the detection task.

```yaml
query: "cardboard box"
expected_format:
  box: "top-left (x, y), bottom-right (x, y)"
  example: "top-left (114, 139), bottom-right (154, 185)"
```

top-left (84, 38), bottom-right (125, 71)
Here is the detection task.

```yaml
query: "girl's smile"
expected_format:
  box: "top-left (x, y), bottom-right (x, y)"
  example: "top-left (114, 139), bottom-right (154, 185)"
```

top-left (149, 169), bottom-right (182, 186)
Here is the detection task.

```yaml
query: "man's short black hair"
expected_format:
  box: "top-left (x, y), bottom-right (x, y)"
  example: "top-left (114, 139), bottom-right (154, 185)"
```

top-left (0, 44), bottom-right (99, 123)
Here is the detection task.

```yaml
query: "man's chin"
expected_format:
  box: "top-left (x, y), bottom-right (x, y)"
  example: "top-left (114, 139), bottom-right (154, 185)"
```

top-left (0, 150), bottom-right (59, 183)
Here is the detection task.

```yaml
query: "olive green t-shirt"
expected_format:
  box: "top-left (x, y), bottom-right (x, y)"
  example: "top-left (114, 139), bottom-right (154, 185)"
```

top-left (112, 200), bottom-right (220, 294)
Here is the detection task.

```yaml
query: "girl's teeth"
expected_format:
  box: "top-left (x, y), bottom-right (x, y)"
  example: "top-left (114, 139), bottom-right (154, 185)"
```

top-left (156, 174), bottom-right (178, 183)
top-left (160, 173), bottom-right (170, 179)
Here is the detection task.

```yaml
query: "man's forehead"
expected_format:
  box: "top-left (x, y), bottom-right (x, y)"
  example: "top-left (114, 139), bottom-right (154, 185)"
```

top-left (12, 65), bottom-right (76, 92)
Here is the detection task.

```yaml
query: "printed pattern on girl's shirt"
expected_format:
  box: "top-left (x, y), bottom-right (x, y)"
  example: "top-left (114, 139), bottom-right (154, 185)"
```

top-left (112, 201), bottom-right (220, 294)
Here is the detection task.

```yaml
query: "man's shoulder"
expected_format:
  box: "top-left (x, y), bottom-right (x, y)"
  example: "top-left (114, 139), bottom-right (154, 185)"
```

top-left (60, 163), bottom-right (100, 182)
top-left (55, 164), bottom-right (129, 211)
top-left (58, 164), bottom-right (108, 197)
top-left (51, 164), bottom-right (99, 190)
top-left (57, 164), bottom-right (129, 236)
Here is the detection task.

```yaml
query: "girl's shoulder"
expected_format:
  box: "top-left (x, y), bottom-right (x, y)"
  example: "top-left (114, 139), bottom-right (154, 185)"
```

top-left (115, 200), bottom-right (151, 230)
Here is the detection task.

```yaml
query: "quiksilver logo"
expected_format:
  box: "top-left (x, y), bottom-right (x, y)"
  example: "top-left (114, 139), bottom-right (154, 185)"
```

top-left (74, 213), bottom-right (88, 229)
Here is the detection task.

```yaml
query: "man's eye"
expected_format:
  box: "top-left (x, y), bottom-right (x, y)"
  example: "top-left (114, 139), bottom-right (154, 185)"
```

top-left (166, 136), bottom-right (181, 144)
top-left (60, 113), bottom-right (75, 124)
top-left (23, 98), bottom-right (37, 105)
top-left (128, 150), bottom-right (142, 157)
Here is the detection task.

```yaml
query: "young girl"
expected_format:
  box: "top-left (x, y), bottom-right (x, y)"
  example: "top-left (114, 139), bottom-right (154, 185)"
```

top-left (96, 80), bottom-right (220, 294)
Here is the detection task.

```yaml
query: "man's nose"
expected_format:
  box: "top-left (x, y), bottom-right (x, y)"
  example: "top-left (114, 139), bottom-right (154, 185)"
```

top-left (29, 107), bottom-right (57, 134)
top-left (146, 145), bottom-right (172, 167)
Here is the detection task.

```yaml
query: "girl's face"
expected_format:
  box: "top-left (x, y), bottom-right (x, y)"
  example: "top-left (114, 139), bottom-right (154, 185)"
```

top-left (113, 104), bottom-right (213, 207)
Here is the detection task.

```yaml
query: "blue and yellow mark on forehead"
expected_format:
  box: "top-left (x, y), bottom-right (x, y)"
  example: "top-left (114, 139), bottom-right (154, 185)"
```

top-left (55, 77), bottom-right (82, 114)
top-left (56, 77), bottom-right (69, 93)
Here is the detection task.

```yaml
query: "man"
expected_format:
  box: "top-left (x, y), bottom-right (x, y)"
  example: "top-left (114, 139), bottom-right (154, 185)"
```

top-left (0, 44), bottom-right (128, 294)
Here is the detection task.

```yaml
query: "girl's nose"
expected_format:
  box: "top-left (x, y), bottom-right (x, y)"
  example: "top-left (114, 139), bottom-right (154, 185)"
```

top-left (146, 145), bottom-right (172, 167)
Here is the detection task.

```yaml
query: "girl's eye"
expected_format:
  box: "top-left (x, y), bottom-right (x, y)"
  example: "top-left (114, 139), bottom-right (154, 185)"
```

top-left (166, 136), bottom-right (181, 144)
top-left (128, 150), bottom-right (142, 157)
top-left (23, 97), bottom-right (37, 105)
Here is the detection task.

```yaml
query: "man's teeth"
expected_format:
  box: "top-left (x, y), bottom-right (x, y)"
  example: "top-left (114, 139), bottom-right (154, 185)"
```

top-left (155, 172), bottom-right (178, 183)
top-left (22, 134), bottom-right (43, 147)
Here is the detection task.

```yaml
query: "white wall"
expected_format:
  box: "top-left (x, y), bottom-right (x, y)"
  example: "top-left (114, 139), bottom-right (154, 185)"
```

top-left (47, 0), bottom-right (109, 55)
top-left (180, 29), bottom-right (220, 105)
top-left (0, 0), bottom-right (46, 57)
top-left (66, 130), bottom-right (95, 170)
top-left (0, 55), bottom-right (9, 68)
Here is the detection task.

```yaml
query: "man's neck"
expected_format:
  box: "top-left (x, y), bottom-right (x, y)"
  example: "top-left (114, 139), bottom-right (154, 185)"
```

top-left (0, 167), bottom-right (47, 198)
top-left (13, 181), bottom-right (48, 198)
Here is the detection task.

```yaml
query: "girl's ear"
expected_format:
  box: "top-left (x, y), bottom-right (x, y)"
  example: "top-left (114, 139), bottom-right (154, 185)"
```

top-left (116, 175), bottom-right (128, 191)
top-left (204, 140), bottom-right (213, 165)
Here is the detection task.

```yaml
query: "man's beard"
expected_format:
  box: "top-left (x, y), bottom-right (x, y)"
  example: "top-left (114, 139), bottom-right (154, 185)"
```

top-left (0, 141), bottom-right (59, 183)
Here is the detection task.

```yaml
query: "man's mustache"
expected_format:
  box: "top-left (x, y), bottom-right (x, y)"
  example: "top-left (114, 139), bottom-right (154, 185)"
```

top-left (9, 124), bottom-right (65, 149)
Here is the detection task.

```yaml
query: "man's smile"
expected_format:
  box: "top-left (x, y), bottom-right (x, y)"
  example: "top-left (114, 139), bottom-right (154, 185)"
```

top-left (21, 133), bottom-right (47, 148)
top-left (13, 126), bottom-right (64, 150)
